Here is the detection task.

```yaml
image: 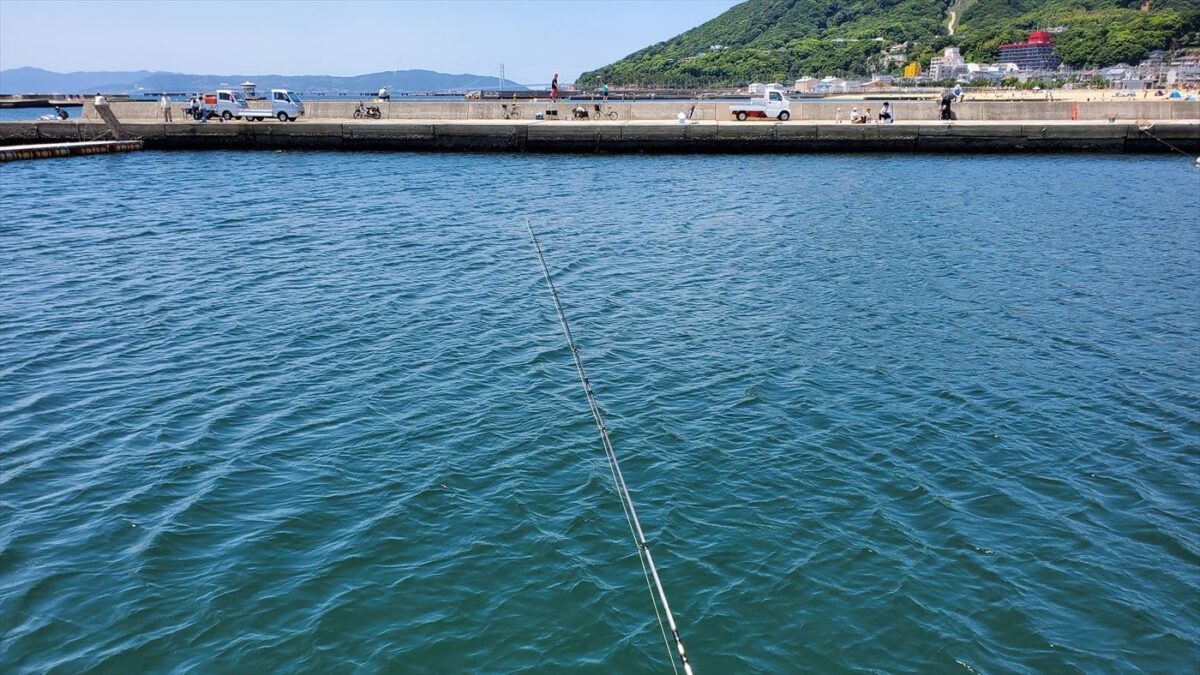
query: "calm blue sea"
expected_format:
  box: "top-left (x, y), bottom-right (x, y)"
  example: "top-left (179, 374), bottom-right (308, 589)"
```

top-left (0, 107), bottom-right (77, 122)
top-left (1, 151), bottom-right (1197, 673)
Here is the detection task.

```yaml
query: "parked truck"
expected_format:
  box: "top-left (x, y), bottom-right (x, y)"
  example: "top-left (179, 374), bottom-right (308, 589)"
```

top-left (204, 88), bottom-right (305, 122)
top-left (730, 88), bottom-right (791, 121)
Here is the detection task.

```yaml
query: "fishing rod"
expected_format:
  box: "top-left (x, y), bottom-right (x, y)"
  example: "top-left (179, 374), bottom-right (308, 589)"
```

top-left (526, 219), bottom-right (694, 675)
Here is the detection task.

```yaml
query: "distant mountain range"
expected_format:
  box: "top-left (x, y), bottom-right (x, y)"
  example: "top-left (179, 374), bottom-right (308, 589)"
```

top-left (0, 67), bottom-right (527, 94)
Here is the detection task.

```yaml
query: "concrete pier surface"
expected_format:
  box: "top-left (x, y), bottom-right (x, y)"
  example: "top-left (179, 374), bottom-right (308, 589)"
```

top-left (75, 98), bottom-right (1200, 122)
top-left (1, 119), bottom-right (1196, 154)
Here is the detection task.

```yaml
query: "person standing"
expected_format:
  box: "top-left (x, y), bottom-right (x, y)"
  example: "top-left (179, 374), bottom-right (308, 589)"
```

top-left (940, 89), bottom-right (954, 120)
top-left (835, 106), bottom-right (842, 123)
top-left (551, 73), bottom-right (559, 103)
top-left (602, 82), bottom-right (609, 102)
top-left (160, 93), bottom-right (172, 122)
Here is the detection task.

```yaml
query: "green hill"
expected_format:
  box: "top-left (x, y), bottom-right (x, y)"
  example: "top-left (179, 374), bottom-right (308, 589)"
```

top-left (577, 0), bottom-right (1200, 88)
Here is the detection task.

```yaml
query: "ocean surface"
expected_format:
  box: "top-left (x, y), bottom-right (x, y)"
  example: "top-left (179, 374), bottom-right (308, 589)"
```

top-left (1, 151), bottom-right (1197, 673)
top-left (0, 107), bottom-right (77, 122)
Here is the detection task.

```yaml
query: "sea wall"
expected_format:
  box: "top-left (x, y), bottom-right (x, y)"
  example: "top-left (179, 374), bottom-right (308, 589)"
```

top-left (78, 98), bottom-right (1200, 122)
top-left (3, 119), bottom-right (1197, 154)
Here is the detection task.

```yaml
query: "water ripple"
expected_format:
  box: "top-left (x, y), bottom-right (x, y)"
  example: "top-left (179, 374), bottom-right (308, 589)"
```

top-left (1, 151), bottom-right (1197, 672)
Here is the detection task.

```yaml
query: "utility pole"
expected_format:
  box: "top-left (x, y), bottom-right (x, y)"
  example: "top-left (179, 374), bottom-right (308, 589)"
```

top-left (499, 63), bottom-right (505, 93)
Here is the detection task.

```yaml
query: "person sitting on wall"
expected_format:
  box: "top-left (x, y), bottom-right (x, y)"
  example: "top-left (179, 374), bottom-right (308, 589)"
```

top-left (379, 86), bottom-right (390, 102)
top-left (879, 102), bottom-right (893, 124)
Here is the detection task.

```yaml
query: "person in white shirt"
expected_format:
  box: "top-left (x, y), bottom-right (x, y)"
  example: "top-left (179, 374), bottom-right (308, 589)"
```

top-left (160, 94), bottom-right (172, 122)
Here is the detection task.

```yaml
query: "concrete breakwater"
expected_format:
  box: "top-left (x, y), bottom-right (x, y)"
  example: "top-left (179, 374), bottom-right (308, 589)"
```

top-left (2, 119), bottom-right (1196, 154)
top-left (77, 98), bottom-right (1200, 122)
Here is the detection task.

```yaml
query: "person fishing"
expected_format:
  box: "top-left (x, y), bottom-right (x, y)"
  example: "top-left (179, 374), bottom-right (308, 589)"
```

top-left (940, 89), bottom-right (955, 120)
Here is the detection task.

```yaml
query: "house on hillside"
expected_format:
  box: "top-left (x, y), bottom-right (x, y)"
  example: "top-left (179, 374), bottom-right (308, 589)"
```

top-left (793, 76), bottom-right (817, 92)
top-left (1171, 49), bottom-right (1200, 81)
top-left (881, 42), bottom-right (909, 68)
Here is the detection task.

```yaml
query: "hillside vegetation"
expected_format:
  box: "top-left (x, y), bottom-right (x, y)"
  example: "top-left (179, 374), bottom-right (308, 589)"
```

top-left (577, 0), bottom-right (1200, 88)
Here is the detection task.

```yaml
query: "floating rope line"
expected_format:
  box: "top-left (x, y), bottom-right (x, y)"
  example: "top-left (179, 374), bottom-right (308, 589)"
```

top-left (526, 219), bottom-right (694, 675)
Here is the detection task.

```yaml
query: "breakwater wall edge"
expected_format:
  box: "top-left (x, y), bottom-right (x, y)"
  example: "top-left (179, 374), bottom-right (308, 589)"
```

top-left (78, 98), bottom-right (1200, 122)
top-left (2, 120), bottom-right (1196, 154)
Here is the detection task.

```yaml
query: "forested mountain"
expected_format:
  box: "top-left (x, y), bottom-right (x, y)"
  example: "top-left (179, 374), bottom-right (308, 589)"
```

top-left (577, 0), bottom-right (1200, 87)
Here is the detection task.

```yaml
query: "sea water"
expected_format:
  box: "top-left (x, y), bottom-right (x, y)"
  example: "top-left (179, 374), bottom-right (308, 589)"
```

top-left (1, 151), bottom-right (1197, 672)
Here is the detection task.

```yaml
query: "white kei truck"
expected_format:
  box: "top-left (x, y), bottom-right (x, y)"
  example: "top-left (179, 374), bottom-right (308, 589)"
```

top-left (205, 89), bottom-right (306, 122)
top-left (729, 88), bottom-right (792, 121)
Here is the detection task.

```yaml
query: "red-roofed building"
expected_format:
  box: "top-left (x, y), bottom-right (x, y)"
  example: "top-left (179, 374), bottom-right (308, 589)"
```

top-left (999, 31), bottom-right (1061, 72)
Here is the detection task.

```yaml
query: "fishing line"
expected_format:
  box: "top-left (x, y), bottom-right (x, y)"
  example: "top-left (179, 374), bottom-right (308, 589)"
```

top-left (526, 219), bottom-right (694, 675)
top-left (1136, 120), bottom-right (1197, 163)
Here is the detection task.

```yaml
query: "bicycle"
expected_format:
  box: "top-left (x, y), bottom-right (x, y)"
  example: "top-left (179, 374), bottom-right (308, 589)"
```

top-left (501, 103), bottom-right (521, 119)
top-left (590, 104), bottom-right (618, 120)
top-left (353, 102), bottom-right (382, 119)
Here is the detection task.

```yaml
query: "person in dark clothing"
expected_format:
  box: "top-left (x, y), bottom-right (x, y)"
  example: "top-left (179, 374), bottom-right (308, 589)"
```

top-left (940, 90), bottom-right (955, 120)
top-left (551, 73), bottom-right (559, 102)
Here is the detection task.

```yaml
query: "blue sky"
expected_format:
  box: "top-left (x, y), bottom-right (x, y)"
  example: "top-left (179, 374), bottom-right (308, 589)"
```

top-left (0, 0), bottom-right (740, 84)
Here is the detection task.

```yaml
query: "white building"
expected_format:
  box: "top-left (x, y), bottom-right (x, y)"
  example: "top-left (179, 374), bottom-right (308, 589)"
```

top-left (812, 76), bottom-right (849, 93)
top-left (929, 47), bottom-right (966, 80)
top-left (964, 62), bottom-right (1019, 81)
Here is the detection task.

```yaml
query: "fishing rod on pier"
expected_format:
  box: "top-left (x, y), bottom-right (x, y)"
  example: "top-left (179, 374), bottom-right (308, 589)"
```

top-left (525, 219), bottom-right (694, 675)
